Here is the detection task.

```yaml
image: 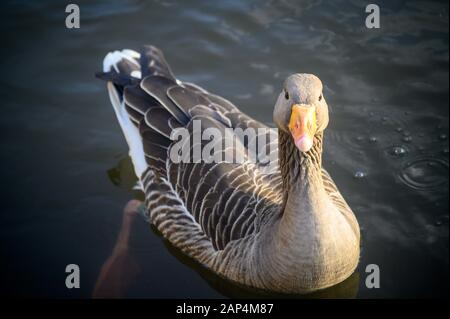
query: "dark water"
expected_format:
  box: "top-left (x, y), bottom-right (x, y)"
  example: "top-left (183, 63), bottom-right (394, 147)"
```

top-left (0, 0), bottom-right (448, 298)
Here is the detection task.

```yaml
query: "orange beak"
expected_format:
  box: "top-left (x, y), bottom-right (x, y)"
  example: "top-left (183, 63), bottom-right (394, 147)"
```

top-left (288, 104), bottom-right (317, 152)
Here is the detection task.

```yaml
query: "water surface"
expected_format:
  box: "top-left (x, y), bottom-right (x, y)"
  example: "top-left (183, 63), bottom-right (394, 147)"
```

top-left (0, 0), bottom-right (448, 298)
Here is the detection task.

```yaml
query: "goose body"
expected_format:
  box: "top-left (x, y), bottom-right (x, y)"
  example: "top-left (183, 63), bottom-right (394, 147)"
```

top-left (97, 46), bottom-right (360, 294)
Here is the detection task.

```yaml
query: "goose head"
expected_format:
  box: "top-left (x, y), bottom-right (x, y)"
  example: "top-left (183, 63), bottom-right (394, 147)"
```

top-left (273, 74), bottom-right (329, 152)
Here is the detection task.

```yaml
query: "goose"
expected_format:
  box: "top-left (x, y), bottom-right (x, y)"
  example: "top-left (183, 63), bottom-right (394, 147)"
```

top-left (96, 45), bottom-right (360, 294)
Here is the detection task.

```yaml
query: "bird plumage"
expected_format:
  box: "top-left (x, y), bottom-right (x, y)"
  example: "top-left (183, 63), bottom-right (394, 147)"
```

top-left (97, 45), bottom-right (360, 294)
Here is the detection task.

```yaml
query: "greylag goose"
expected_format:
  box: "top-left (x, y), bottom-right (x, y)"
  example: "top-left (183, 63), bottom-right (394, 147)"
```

top-left (96, 46), bottom-right (360, 294)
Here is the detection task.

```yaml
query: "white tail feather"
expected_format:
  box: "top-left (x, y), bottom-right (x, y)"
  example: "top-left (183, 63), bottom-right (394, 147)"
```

top-left (104, 50), bottom-right (147, 183)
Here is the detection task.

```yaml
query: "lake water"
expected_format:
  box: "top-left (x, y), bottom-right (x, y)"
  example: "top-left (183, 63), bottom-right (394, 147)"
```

top-left (0, 0), bottom-right (448, 298)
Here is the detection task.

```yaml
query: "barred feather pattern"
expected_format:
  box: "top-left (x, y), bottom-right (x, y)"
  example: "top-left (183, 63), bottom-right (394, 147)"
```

top-left (99, 45), bottom-right (360, 292)
top-left (279, 129), bottom-right (359, 238)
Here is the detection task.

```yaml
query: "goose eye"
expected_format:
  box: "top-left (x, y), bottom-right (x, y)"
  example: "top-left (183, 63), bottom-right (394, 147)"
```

top-left (319, 94), bottom-right (323, 101)
top-left (284, 90), bottom-right (289, 100)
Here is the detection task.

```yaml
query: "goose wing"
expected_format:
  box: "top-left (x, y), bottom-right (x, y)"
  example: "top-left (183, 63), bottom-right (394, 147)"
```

top-left (98, 46), bottom-right (283, 258)
top-left (140, 77), bottom-right (284, 252)
top-left (321, 169), bottom-right (360, 239)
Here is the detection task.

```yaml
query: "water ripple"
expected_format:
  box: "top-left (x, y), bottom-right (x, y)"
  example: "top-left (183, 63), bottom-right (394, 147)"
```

top-left (399, 157), bottom-right (449, 191)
